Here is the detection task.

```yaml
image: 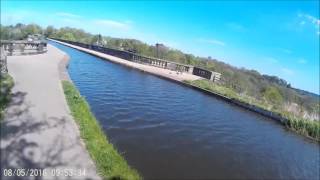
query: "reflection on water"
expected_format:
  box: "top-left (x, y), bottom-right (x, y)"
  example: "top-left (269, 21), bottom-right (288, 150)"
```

top-left (51, 41), bottom-right (320, 180)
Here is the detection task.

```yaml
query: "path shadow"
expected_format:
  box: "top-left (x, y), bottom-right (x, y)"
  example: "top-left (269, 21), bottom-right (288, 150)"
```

top-left (0, 91), bottom-right (88, 180)
top-left (8, 91), bottom-right (28, 106)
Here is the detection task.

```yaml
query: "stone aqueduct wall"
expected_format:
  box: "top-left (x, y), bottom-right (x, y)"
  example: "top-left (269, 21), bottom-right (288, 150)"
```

top-left (183, 83), bottom-right (289, 124)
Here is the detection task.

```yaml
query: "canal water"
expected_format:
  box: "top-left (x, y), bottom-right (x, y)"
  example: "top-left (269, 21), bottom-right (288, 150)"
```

top-left (50, 41), bottom-right (319, 180)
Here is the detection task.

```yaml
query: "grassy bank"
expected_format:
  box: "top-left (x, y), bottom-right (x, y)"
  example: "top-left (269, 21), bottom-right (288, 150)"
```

top-left (284, 118), bottom-right (320, 140)
top-left (0, 74), bottom-right (14, 120)
top-left (184, 79), bottom-right (320, 141)
top-left (62, 81), bottom-right (140, 179)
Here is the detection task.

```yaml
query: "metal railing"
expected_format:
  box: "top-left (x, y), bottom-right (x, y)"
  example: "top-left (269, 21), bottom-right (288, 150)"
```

top-left (0, 40), bottom-right (47, 56)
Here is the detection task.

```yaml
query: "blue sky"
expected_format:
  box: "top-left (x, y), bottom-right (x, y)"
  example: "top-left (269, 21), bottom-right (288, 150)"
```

top-left (1, 0), bottom-right (319, 94)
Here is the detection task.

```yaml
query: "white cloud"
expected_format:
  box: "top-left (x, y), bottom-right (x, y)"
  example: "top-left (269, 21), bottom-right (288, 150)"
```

top-left (55, 12), bottom-right (81, 18)
top-left (226, 22), bottom-right (246, 32)
top-left (61, 18), bottom-right (80, 24)
top-left (93, 19), bottom-right (131, 30)
top-left (303, 14), bottom-right (320, 26)
top-left (197, 38), bottom-right (226, 46)
top-left (1, 10), bottom-right (35, 25)
top-left (278, 48), bottom-right (292, 54)
top-left (297, 58), bottom-right (307, 64)
top-left (124, 20), bottom-right (134, 24)
top-left (264, 57), bottom-right (278, 64)
top-left (298, 13), bottom-right (320, 35)
top-left (281, 68), bottom-right (294, 75)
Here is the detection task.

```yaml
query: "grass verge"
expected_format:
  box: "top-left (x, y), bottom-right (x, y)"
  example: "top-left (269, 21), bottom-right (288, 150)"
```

top-left (0, 73), bottom-right (14, 121)
top-left (184, 79), bottom-right (320, 141)
top-left (62, 80), bottom-right (141, 179)
top-left (284, 118), bottom-right (320, 140)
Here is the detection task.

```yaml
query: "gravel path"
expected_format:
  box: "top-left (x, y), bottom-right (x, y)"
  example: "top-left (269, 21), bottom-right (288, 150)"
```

top-left (1, 45), bottom-right (101, 180)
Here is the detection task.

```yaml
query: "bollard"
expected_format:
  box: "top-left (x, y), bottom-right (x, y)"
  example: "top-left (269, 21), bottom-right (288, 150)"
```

top-left (38, 43), bottom-right (44, 52)
top-left (8, 43), bottom-right (13, 56)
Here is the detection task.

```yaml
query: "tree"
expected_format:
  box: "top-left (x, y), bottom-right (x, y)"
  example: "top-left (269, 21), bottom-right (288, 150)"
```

top-left (44, 26), bottom-right (55, 37)
top-left (0, 25), bottom-right (10, 39)
top-left (24, 24), bottom-right (42, 36)
top-left (185, 54), bottom-right (195, 65)
top-left (263, 86), bottom-right (283, 106)
top-left (61, 32), bottom-right (75, 41)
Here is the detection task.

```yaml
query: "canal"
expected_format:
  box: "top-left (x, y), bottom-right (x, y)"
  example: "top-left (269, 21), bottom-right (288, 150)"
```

top-left (50, 41), bottom-right (319, 179)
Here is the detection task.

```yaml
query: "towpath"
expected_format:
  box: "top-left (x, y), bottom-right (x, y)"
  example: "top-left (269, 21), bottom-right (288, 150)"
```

top-left (0, 45), bottom-right (101, 180)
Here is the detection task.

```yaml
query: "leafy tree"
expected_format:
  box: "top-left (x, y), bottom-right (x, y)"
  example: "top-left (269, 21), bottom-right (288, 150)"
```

top-left (24, 24), bottom-right (42, 36)
top-left (44, 26), bottom-right (55, 37)
top-left (61, 32), bottom-right (76, 41)
top-left (263, 86), bottom-right (283, 106)
top-left (0, 25), bottom-right (10, 39)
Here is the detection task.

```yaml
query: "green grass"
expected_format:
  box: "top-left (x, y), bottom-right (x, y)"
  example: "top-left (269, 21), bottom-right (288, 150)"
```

top-left (285, 118), bottom-right (320, 140)
top-left (62, 80), bottom-right (141, 180)
top-left (0, 73), bottom-right (14, 120)
top-left (184, 79), bottom-right (320, 141)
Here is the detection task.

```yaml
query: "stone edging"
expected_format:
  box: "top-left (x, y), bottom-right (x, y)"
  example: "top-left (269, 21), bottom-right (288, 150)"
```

top-left (58, 54), bottom-right (71, 82)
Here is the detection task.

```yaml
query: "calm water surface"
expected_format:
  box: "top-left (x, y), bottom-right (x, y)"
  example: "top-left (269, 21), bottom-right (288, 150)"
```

top-left (51, 41), bottom-right (320, 180)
